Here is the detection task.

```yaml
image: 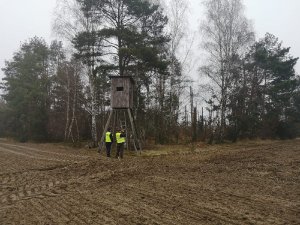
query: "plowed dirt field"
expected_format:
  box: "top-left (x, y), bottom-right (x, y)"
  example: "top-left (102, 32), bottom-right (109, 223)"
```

top-left (0, 139), bottom-right (299, 225)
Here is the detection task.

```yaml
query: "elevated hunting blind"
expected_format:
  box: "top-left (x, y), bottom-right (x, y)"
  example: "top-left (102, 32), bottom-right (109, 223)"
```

top-left (99, 76), bottom-right (142, 154)
top-left (110, 76), bottom-right (134, 109)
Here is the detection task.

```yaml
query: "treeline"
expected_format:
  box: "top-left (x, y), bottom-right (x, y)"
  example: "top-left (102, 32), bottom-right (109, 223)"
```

top-left (0, 39), bottom-right (89, 142)
top-left (199, 0), bottom-right (300, 143)
top-left (199, 33), bottom-right (300, 143)
top-left (0, 0), bottom-right (185, 144)
top-left (0, 0), bottom-right (299, 144)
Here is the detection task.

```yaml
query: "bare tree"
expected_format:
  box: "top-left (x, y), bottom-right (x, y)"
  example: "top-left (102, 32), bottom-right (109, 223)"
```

top-left (53, 0), bottom-right (103, 146)
top-left (163, 0), bottom-right (195, 141)
top-left (199, 0), bottom-right (254, 142)
top-left (167, 0), bottom-right (189, 117)
top-left (63, 61), bottom-right (81, 142)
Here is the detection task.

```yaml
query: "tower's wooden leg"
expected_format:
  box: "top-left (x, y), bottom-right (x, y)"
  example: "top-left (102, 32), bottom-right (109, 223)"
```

top-left (127, 108), bottom-right (142, 154)
top-left (99, 110), bottom-right (113, 153)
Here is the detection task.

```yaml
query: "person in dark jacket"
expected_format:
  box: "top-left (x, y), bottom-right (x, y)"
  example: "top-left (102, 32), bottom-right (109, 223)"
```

top-left (105, 128), bottom-right (113, 157)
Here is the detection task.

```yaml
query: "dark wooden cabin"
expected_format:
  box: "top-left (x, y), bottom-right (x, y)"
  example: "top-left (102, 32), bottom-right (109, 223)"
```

top-left (110, 76), bottom-right (134, 109)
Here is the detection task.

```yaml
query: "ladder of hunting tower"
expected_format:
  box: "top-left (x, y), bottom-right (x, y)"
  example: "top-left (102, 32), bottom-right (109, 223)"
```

top-left (120, 112), bottom-right (128, 150)
top-left (99, 109), bottom-right (142, 154)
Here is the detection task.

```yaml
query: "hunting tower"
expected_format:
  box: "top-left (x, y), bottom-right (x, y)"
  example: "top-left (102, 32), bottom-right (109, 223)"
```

top-left (99, 76), bottom-right (142, 154)
top-left (110, 76), bottom-right (134, 109)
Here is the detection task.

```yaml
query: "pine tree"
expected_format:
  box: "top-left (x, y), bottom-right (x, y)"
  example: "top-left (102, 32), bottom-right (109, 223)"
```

top-left (72, 0), bottom-right (171, 144)
top-left (241, 33), bottom-right (299, 139)
top-left (1, 37), bottom-right (51, 141)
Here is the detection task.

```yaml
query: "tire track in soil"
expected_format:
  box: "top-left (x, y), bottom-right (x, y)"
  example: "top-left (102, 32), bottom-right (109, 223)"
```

top-left (0, 190), bottom-right (80, 224)
top-left (66, 155), bottom-right (297, 225)
top-left (3, 166), bottom-right (177, 225)
top-left (0, 142), bottom-right (92, 175)
top-left (0, 143), bottom-right (91, 160)
top-left (79, 192), bottom-right (151, 225)
top-left (1, 179), bottom-right (62, 204)
top-left (1, 140), bottom-right (299, 225)
top-left (61, 194), bottom-right (102, 224)
top-left (0, 142), bottom-right (100, 224)
top-left (40, 197), bottom-right (73, 224)
top-left (0, 142), bottom-right (90, 178)
top-left (149, 173), bottom-right (289, 224)
top-left (122, 183), bottom-right (239, 225)
top-left (72, 190), bottom-right (161, 225)
top-left (0, 145), bottom-right (79, 163)
top-left (0, 151), bottom-right (46, 174)
top-left (122, 176), bottom-right (286, 225)
top-left (76, 166), bottom-right (202, 225)
top-left (0, 162), bottom-right (71, 206)
top-left (94, 188), bottom-right (180, 225)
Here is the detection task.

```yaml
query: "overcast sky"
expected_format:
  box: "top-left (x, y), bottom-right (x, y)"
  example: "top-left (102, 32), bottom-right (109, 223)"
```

top-left (0, 0), bottom-right (299, 81)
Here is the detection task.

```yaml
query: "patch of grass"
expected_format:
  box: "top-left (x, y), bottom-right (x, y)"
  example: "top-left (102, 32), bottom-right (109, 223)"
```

top-left (141, 144), bottom-right (196, 157)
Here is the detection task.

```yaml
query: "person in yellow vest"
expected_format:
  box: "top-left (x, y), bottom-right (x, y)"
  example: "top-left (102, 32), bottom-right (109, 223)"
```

top-left (115, 128), bottom-right (126, 159)
top-left (105, 128), bottom-right (113, 157)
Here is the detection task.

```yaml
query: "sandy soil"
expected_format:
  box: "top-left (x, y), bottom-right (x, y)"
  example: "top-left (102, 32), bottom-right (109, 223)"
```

top-left (0, 139), bottom-right (299, 225)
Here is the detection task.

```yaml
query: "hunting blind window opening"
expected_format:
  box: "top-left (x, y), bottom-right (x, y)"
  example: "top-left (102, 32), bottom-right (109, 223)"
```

top-left (117, 87), bottom-right (124, 91)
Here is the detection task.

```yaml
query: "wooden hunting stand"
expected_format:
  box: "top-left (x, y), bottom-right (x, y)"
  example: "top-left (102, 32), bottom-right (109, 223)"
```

top-left (99, 76), bottom-right (142, 154)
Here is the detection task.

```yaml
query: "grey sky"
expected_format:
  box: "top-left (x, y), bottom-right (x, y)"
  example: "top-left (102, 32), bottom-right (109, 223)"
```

top-left (0, 0), bottom-right (299, 81)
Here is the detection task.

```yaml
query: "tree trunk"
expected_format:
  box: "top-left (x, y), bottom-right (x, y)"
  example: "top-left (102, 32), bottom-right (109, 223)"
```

top-left (68, 75), bottom-right (78, 143)
top-left (89, 67), bottom-right (98, 147)
top-left (64, 68), bottom-right (71, 141)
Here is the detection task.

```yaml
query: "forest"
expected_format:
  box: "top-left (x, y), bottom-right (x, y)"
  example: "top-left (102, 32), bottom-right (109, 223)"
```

top-left (0, 0), bottom-right (299, 145)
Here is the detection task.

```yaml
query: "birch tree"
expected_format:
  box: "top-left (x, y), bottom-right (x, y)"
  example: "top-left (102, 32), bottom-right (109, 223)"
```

top-left (166, 0), bottom-right (190, 131)
top-left (53, 0), bottom-right (104, 146)
top-left (199, 0), bottom-right (254, 142)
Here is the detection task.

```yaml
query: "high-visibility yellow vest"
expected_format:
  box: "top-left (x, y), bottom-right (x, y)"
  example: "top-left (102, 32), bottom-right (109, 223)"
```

top-left (105, 132), bottom-right (112, 142)
top-left (116, 132), bottom-right (125, 144)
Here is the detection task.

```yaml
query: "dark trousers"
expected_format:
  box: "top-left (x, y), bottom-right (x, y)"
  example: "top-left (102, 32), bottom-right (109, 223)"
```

top-left (116, 143), bottom-right (124, 159)
top-left (105, 142), bottom-right (112, 157)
